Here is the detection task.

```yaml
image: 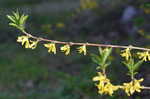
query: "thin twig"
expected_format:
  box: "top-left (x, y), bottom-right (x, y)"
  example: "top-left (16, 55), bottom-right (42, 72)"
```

top-left (22, 30), bottom-right (150, 51)
top-left (143, 87), bottom-right (150, 90)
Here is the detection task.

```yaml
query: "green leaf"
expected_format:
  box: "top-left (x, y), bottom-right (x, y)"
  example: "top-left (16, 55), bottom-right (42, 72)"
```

top-left (9, 23), bottom-right (18, 28)
top-left (103, 62), bottom-right (111, 69)
top-left (102, 48), bottom-right (112, 64)
top-left (123, 58), bottom-right (143, 78)
top-left (7, 11), bottom-right (29, 32)
top-left (123, 61), bottom-right (130, 69)
top-left (91, 54), bottom-right (102, 65)
top-left (13, 11), bottom-right (20, 20)
top-left (133, 60), bottom-right (143, 72)
top-left (98, 47), bottom-right (112, 66)
top-left (98, 47), bottom-right (103, 55)
top-left (20, 14), bottom-right (28, 26)
top-left (92, 48), bottom-right (112, 71)
top-left (7, 15), bottom-right (16, 23)
top-left (133, 72), bottom-right (138, 76)
top-left (122, 58), bottom-right (134, 71)
top-left (96, 66), bottom-right (101, 70)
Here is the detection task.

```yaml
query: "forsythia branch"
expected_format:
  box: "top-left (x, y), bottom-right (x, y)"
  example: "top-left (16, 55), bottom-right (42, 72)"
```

top-left (143, 87), bottom-right (150, 90)
top-left (8, 11), bottom-right (150, 96)
top-left (22, 30), bottom-right (150, 51)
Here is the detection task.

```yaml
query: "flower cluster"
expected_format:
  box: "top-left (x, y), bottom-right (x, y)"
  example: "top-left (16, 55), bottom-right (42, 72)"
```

top-left (137, 51), bottom-right (150, 61)
top-left (80, 0), bottom-right (97, 10)
top-left (44, 44), bottom-right (87, 55)
top-left (17, 36), bottom-right (87, 55)
top-left (120, 48), bottom-right (131, 61)
top-left (93, 72), bottom-right (144, 96)
top-left (17, 35), bottom-right (38, 49)
top-left (122, 78), bottom-right (144, 96)
top-left (93, 72), bottom-right (120, 96)
top-left (121, 48), bottom-right (150, 62)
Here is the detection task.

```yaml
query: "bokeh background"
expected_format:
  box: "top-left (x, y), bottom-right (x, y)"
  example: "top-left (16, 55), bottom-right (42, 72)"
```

top-left (0, 0), bottom-right (150, 99)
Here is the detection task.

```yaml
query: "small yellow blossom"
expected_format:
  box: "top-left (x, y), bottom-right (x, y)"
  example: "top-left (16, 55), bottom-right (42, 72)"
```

top-left (138, 29), bottom-right (145, 35)
top-left (77, 45), bottom-right (87, 55)
top-left (144, 9), bottom-right (150, 14)
top-left (122, 78), bottom-right (144, 96)
top-left (137, 51), bottom-right (150, 61)
top-left (80, 0), bottom-right (97, 9)
top-left (120, 48), bottom-right (131, 61)
top-left (56, 23), bottom-right (65, 28)
top-left (44, 43), bottom-right (56, 54)
top-left (93, 72), bottom-right (120, 96)
top-left (60, 44), bottom-right (70, 55)
top-left (29, 40), bottom-right (39, 49)
top-left (93, 72), bottom-right (109, 82)
top-left (98, 82), bottom-right (120, 96)
top-left (17, 35), bottom-right (39, 49)
top-left (17, 35), bottom-right (30, 48)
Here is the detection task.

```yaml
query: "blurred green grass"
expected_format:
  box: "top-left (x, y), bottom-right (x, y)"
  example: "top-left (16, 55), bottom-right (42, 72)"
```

top-left (0, 0), bottom-right (149, 98)
top-left (0, 42), bottom-right (129, 99)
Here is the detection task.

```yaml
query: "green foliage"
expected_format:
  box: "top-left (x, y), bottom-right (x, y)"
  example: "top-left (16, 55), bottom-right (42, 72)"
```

top-left (141, 2), bottom-right (150, 8)
top-left (123, 59), bottom-right (143, 79)
top-left (133, 17), bottom-right (145, 27)
top-left (0, 44), bottom-right (49, 85)
top-left (91, 47), bottom-right (112, 71)
top-left (7, 11), bottom-right (28, 32)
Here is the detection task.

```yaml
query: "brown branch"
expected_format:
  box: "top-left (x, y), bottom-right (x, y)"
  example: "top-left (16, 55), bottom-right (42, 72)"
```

top-left (143, 87), bottom-right (150, 90)
top-left (22, 30), bottom-right (150, 51)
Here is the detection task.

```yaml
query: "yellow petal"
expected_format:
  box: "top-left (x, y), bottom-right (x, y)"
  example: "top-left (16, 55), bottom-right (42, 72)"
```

top-left (93, 76), bottom-right (100, 81)
top-left (29, 40), bottom-right (38, 49)
top-left (44, 43), bottom-right (56, 54)
top-left (120, 48), bottom-right (131, 61)
top-left (77, 45), bottom-right (87, 55)
top-left (60, 45), bottom-right (70, 55)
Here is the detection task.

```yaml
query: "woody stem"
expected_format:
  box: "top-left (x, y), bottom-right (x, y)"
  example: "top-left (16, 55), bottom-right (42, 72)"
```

top-left (21, 30), bottom-right (150, 51)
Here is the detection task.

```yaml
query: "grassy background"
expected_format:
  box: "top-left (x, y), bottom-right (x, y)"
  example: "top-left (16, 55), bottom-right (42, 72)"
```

top-left (0, 0), bottom-right (150, 99)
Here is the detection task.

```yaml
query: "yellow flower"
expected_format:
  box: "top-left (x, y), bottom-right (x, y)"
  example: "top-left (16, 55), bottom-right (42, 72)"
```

top-left (93, 72), bottom-right (109, 82)
top-left (77, 45), bottom-right (87, 55)
top-left (120, 48), bottom-right (131, 61)
top-left (137, 51), bottom-right (150, 61)
top-left (60, 44), bottom-right (70, 55)
top-left (144, 9), bottom-right (150, 14)
top-left (80, 0), bottom-right (97, 9)
top-left (17, 35), bottom-right (39, 49)
top-left (138, 29), bottom-right (145, 35)
top-left (17, 35), bottom-right (30, 48)
top-left (93, 72), bottom-right (120, 96)
top-left (122, 78), bottom-right (144, 96)
top-left (101, 82), bottom-right (120, 96)
top-left (29, 40), bottom-right (39, 49)
top-left (44, 43), bottom-right (56, 54)
top-left (56, 23), bottom-right (65, 28)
